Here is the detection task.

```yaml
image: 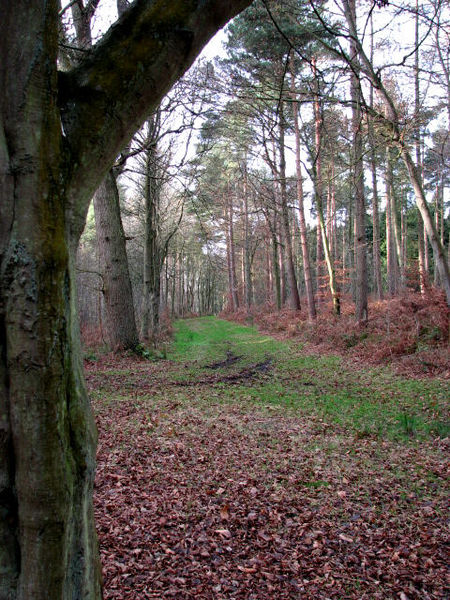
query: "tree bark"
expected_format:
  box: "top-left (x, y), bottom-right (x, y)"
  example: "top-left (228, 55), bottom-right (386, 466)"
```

top-left (0, 4), bottom-right (101, 598)
top-left (414, 1), bottom-right (427, 295)
top-left (370, 151), bottom-right (383, 299)
top-left (270, 222), bottom-right (282, 310)
top-left (312, 63), bottom-right (340, 315)
top-left (315, 188), bottom-right (341, 316)
top-left (385, 148), bottom-right (398, 295)
top-left (242, 167), bottom-right (253, 310)
top-left (94, 171), bottom-right (139, 350)
top-left (226, 190), bottom-right (240, 311)
top-left (141, 116), bottom-right (162, 341)
top-left (387, 147), bottom-right (405, 292)
top-left (368, 16), bottom-right (383, 300)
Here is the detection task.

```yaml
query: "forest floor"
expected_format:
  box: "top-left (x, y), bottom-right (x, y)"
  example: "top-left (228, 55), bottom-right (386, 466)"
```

top-left (86, 317), bottom-right (449, 600)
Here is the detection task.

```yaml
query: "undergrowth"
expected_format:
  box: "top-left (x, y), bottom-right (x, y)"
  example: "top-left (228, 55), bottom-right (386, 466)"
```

top-left (220, 289), bottom-right (449, 379)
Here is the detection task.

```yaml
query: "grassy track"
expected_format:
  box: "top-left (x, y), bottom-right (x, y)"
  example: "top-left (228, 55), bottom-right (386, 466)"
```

top-left (168, 317), bottom-right (449, 441)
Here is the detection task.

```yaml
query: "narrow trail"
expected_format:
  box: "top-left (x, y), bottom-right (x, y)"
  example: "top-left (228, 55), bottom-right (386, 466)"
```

top-left (87, 317), bottom-right (449, 599)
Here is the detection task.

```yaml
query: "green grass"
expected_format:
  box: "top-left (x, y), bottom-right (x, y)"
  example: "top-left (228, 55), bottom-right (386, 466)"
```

top-left (169, 316), bottom-right (287, 364)
top-left (168, 317), bottom-right (449, 441)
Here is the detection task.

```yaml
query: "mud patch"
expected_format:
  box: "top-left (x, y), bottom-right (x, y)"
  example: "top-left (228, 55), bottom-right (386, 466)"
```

top-left (174, 357), bottom-right (273, 387)
top-left (205, 351), bottom-right (242, 369)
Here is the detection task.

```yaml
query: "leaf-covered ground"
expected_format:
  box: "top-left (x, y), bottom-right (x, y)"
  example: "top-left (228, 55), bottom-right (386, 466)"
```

top-left (87, 318), bottom-right (449, 599)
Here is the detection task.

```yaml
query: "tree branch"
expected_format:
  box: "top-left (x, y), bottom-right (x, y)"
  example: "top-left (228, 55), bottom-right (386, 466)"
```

top-left (59, 0), bottom-right (252, 242)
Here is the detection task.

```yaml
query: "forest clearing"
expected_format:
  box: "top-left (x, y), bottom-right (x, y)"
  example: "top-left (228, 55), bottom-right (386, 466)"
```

top-left (88, 317), bottom-right (449, 599)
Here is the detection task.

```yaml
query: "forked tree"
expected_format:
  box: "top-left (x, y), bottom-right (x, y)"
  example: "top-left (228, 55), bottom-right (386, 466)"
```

top-left (0, 1), bottom-right (252, 598)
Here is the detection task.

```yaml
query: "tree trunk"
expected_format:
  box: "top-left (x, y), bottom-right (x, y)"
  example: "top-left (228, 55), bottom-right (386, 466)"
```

top-left (368, 20), bottom-right (383, 300)
top-left (434, 188), bottom-right (441, 286)
top-left (312, 63), bottom-right (340, 315)
top-left (349, 0), bottom-right (368, 323)
top-left (316, 188), bottom-right (341, 316)
top-left (401, 193), bottom-right (407, 284)
top-left (312, 58), bottom-right (325, 305)
top-left (291, 77), bottom-right (316, 320)
top-left (141, 118), bottom-right (163, 342)
top-left (226, 191), bottom-right (239, 311)
top-left (388, 159), bottom-right (405, 289)
top-left (0, 5), bottom-right (101, 598)
top-left (417, 212), bottom-right (427, 292)
top-left (346, 188), bottom-right (354, 297)
top-left (265, 241), bottom-right (273, 305)
top-left (414, 1), bottom-right (426, 294)
top-left (385, 149), bottom-right (398, 295)
top-left (94, 171), bottom-right (139, 350)
top-left (278, 225), bottom-right (287, 307)
top-left (270, 224), bottom-right (282, 310)
top-left (326, 162), bottom-right (336, 260)
top-left (279, 106), bottom-right (301, 310)
top-left (370, 154), bottom-right (383, 299)
top-left (243, 168), bottom-right (253, 310)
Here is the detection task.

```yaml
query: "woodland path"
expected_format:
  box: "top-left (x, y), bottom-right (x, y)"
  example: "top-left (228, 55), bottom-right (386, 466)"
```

top-left (86, 317), bottom-right (449, 600)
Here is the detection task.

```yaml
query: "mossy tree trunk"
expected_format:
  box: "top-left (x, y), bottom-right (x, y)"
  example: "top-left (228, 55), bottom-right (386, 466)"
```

top-left (0, 5), bottom-right (101, 597)
top-left (0, 1), bottom-right (253, 598)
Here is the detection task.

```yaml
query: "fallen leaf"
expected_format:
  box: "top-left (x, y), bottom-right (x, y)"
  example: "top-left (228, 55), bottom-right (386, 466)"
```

top-left (215, 528), bottom-right (232, 539)
top-left (220, 504), bottom-right (230, 520)
top-left (237, 566), bottom-right (257, 573)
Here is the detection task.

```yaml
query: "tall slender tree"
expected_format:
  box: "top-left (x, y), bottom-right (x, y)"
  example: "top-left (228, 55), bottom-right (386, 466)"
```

top-left (290, 66), bottom-right (316, 319)
top-left (346, 0), bottom-right (368, 322)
